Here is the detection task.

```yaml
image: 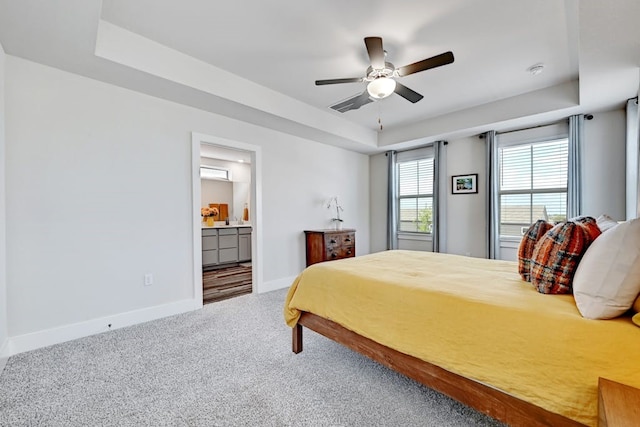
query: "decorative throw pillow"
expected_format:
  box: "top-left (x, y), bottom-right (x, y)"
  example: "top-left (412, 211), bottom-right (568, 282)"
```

top-left (572, 216), bottom-right (602, 241)
top-left (518, 220), bottom-right (553, 282)
top-left (530, 218), bottom-right (601, 294)
top-left (573, 218), bottom-right (640, 319)
top-left (634, 295), bottom-right (640, 313)
top-left (596, 214), bottom-right (619, 233)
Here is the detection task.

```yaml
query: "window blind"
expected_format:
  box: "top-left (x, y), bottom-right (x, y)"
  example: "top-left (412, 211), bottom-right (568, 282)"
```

top-left (499, 139), bottom-right (568, 236)
top-left (398, 157), bottom-right (434, 233)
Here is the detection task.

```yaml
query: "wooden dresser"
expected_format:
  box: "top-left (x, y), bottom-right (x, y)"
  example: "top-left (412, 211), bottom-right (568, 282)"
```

top-left (304, 229), bottom-right (356, 267)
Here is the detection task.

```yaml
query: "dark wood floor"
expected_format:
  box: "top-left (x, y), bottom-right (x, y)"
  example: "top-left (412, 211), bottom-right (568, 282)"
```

top-left (203, 264), bottom-right (252, 304)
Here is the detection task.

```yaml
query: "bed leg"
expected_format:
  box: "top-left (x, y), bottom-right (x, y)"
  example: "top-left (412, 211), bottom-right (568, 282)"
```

top-left (292, 324), bottom-right (303, 354)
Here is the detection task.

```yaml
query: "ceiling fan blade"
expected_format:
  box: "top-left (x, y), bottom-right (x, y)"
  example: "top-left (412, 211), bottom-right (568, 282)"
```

top-left (364, 37), bottom-right (385, 69)
top-left (330, 91), bottom-right (374, 113)
top-left (315, 77), bottom-right (363, 86)
top-left (394, 82), bottom-right (424, 103)
top-left (397, 51), bottom-right (455, 77)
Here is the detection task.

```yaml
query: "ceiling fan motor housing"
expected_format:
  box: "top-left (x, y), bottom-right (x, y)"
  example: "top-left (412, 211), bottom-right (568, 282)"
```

top-left (365, 62), bottom-right (397, 82)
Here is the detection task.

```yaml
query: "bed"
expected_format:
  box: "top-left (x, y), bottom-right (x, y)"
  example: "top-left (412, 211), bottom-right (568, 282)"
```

top-left (284, 250), bottom-right (640, 427)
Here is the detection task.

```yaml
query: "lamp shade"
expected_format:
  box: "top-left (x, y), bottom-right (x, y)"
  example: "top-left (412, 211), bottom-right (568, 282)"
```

top-left (367, 77), bottom-right (396, 99)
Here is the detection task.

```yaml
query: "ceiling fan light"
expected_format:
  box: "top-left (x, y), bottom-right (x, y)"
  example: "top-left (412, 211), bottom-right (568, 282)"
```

top-left (367, 77), bottom-right (396, 99)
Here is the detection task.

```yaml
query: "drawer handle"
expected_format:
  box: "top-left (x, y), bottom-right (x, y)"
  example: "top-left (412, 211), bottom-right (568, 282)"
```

top-left (345, 238), bottom-right (352, 242)
top-left (330, 239), bottom-right (337, 244)
top-left (331, 252), bottom-right (338, 258)
top-left (347, 250), bottom-right (352, 255)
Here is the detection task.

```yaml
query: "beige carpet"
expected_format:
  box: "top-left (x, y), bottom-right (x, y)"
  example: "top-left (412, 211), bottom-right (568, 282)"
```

top-left (0, 289), bottom-right (504, 426)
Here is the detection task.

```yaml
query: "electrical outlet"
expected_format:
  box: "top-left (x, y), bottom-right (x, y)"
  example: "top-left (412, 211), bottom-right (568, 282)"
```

top-left (144, 273), bottom-right (153, 286)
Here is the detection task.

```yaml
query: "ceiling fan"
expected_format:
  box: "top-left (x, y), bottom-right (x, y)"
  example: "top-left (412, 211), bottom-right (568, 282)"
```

top-left (316, 37), bottom-right (454, 113)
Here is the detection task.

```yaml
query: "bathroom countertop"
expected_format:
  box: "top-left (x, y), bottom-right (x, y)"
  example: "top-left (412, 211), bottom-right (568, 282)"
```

top-left (201, 223), bottom-right (252, 229)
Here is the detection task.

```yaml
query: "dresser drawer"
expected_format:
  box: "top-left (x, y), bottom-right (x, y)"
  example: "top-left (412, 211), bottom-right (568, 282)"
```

top-left (341, 233), bottom-right (355, 246)
top-left (324, 232), bottom-right (355, 246)
top-left (324, 233), bottom-right (342, 246)
top-left (328, 245), bottom-right (355, 259)
top-left (340, 246), bottom-right (355, 258)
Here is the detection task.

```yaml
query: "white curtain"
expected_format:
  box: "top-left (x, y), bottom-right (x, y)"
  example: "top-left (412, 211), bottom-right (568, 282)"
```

top-left (567, 115), bottom-right (584, 218)
top-left (485, 130), bottom-right (499, 259)
top-left (626, 98), bottom-right (639, 220)
top-left (386, 151), bottom-right (398, 250)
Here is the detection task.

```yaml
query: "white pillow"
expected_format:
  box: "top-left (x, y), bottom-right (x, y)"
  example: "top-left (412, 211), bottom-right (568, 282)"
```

top-left (596, 214), bottom-right (619, 233)
top-left (573, 218), bottom-right (640, 319)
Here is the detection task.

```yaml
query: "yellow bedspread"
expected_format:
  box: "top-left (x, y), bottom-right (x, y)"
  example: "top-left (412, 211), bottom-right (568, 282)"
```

top-left (284, 250), bottom-right (640, 426)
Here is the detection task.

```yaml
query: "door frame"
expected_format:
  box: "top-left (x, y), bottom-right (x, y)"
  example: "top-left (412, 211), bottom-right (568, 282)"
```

top-left (191, 132), bottom-right (263, 308)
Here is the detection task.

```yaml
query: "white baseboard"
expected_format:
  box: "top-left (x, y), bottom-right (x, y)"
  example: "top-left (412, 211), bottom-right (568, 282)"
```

top-left (258, 275), bottom-right (297, 294)
top-left (7, 299), bottom-right (197, 356)
top-left (0, 338), bottom-right (9, 375)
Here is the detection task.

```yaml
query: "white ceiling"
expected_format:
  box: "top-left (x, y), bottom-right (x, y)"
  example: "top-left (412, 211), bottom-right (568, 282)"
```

top-left (0, 0), bottom-right (639, 154)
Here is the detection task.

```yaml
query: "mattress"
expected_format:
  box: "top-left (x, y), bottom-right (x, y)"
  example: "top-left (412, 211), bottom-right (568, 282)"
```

top-left (284, 250), bottom-right (640, 426)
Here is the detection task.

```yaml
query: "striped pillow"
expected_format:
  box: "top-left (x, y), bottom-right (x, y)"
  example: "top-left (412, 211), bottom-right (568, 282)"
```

top-left (530, 218), bottom-right (601, 294)
top-left (518, 220), bottom-right (553, 282)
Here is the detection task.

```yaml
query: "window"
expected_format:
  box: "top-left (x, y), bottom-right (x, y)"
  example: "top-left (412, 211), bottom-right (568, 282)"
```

top-left (398, 157), bottom-right (434, 233)
top-left (499, 138), bottom-right (568, 237)
top-left (200, 166), bottom-right (230, 181)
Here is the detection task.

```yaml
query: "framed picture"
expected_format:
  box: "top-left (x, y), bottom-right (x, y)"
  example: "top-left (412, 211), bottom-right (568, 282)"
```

top-left (452, 174), bottom-right (478, 194)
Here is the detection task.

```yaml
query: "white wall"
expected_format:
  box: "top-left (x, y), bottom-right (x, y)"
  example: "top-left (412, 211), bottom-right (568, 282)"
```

top-left (582, 109), bottom-right (626, 220)
top-left (444, 136), bottom-right (487, 258)
top-left (4, 56), bottom-right (370, 350)
top-left (0, 42), bottom-right (8, 367)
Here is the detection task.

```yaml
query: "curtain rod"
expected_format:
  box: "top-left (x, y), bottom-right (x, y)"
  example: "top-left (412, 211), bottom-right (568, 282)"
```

top-left (384, 140), bottom-right (447, 156)
top-left (480, 114), bottom-right (594, 139)
top-left (497, 121), bottom-right (564, 136)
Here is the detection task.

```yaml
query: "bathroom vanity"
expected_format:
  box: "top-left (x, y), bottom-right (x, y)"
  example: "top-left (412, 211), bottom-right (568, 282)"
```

top-left (202, 225), bottom-right (252, 268)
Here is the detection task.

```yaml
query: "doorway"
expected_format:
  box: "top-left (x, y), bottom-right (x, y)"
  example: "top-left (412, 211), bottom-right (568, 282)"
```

top-left (191, 133), bottom-right (262, 309)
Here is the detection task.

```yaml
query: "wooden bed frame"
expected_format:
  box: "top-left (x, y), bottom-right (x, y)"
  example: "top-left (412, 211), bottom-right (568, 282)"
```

top-left (292, 311), bottom-right (587, 427)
